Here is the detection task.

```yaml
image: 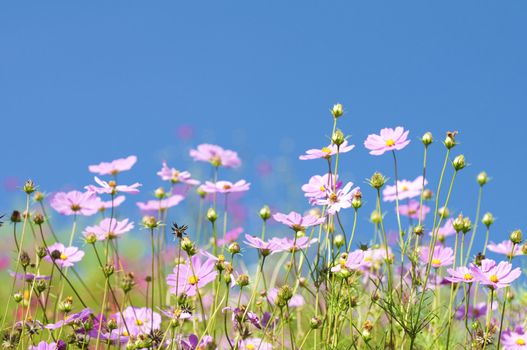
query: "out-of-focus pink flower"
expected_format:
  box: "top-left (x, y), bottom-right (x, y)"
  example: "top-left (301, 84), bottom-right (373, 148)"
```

top-left (176, 125), bottom-right (194, 140)
top-left (243, 234), bottom-right (284, 255)
top-left (167, 255), bottom-right (217, 296)
top-left (157, 161), bottom-right (200, 186)
top-left (114, 306), bottom-right (161, 337)
top-left (501, 326), bottom-right (527, 349)
top-left (471, 258), bottom-right (521, 289)
top-left (315, 182), bottom-right (360, 215)
top-left (419, 245), bottom-right (454, 268)
top-left (430, 218), bottom-right (456, 241)
top-left (29, 341), bottom-right (65, 350)
top-left (189, 144), bottom-right (241, 168)
top-left (0, 256), bottom-right (10, 270)
top-left (44, 243), bottom-right (84, 268)
top-left (398, 200), bottom-right (430, 220)
top-left (83, 218), bottom-right (134, 241)
top-left (331, 249), bottom-right (366, 273)
top-left (301, 174), bottom-right (340, 200)
top-left (88, 155), bottom-right (137, 176)
top-left (238, 338), bottom-right (273, 350)
top-left (267, 288), bottom-right (305, 308)
top-left (269, 236), bottom-right (318, 252)
top-left (445, 266), bottom-right (476, 283)
top-left (50, 191), bottom-right (100, 216)
top-left (272, 211), bottom-right (325, 231)
top-left (455, 302), bottom-right (494, 320)
top-left (201, 180), bottom-right (250, 194)
top-left (364, 127), bottom-right (410, 155)
top-left (299, 140), bottom-right (355, 160)
top-left (136, 194), bottom-right (185, 212)
top-left (86, 177), bottom-right (141, 195)
top-left (217, 227), bottom-right (243, 246)
top-left (97, 195), bottom-right (126, 211)
top-left (382, 176), bottom-right (427, 202)
top-left (487, 240), bottom-right (523, 258)
top-left (256, 160), bottom-right (273, 176)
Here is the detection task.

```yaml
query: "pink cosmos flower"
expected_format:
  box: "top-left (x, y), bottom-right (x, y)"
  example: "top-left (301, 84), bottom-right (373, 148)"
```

top-left (299, 140), bottom-right (355, 160)
top-left (238, 338), bottom-right (273, 350)
top-left (315, 182), bottom-right (360, 215)
top-left (501, 326), bottom-right (527, 349)
top-left (471, 259), bottom-right (521, 289)
top-left (429, 218), bottom-right (456, 241)
top-left (272, 211), bottom-right (325, 231)
top-left (382, 176), bottom-right (427, 202)
top-left (455, 302), bottom-right (494, 321)
top-left (50, 191), bottom-right (100, 216)
top-left (157, 161), bottom-right (200, 186)
top-left (189, 144), bottom-right (241, 168)
top-left (44, 242), bottom-right (85, 268)
top-left (217, 227), bottom-right (243, 246)
top-left (97, 195), bottom-right (126, 211)
top-left (362, 247), bottom-right (393, 269)
top-left (243, 234), bottom-right (284, 255)
top-left (29, 341), bottom-right (65, 350)
top-left (331, 249), bottom-right (366, 273)
top-left (201, 180), bottom-right (250, 194)
top-left (114, 306), bottom-right (161, 336)
top-left (364, 127), bottom-right (411, 155)
top-left (445, 266), bottom-right (476, 283)
top-left (136, 194), bottom-right (185, 212)
top-left (269, 236), bottom-right (318, 252)
top-left (83, 218), bottom-right (134, 241)
top-left (86, 177), bottom-right (141, 195)
top-left (167, 255), bottom-right (217, 296)
top-left (487, 240), bottom-right (523, 258)
top-left (267, 288), bottom-right (305, 308)
top-left (301, 173), bottom-right (340, 200)
top-left (88, 155), bottom-right (137, 176)
top-left (398, 200), bottom-right (430, 221)
top-left (419, 245), bottom-right (454, 268)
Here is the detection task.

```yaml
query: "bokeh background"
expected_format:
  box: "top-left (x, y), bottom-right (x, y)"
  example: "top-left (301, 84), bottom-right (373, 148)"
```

top-left (1, 2), bottom-right (526, 261)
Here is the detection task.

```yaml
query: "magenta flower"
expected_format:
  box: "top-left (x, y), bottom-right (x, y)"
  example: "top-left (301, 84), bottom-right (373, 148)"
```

top-left (331, 249), bottom-right (366, 273)
top-left (88, 155), bottom-right (137, 176)
top-left (455, 302), bottom-right (493, 321)
top-left (364, 127), bottom-right (411, 155)
top-left (50, 191), bottom-right (100, 216)
top-left (189, 143), bottom-right (241, 168)
top-left (136, 194), bottom-right (185, 212)
top-left (382, 176), bottom-right (427, 202)
top-left (86, 177), bottom-right (141, 195)
top-left (157, 161), bottom-right (200, 186)
top-left (315, 182), bottom-right (360, 215)
top-left (83, 218), bottom-right (134, 241)
top-left (301, 173), bottom-right (340, 200)
top-left (29, 341), bottom-right (66, 350)
top-left (167, 255), bottom-right (217, 296)
top-left (445, 266), bottom-right (476, 283)
top-left (471, 258), bottom-right (521, 289)
top-left (44, 242), bottom-right (85, 268)
top-left (501, 326), bottom-right (527, 349)
top-left (419, 245), bottom-right (454, 268)
top-left (243, 234), bottom-right (284, 255)
top-left (272, 211), bottom-right (325, 231)
top-left (217, 227), bottom-right (243, 246)
top-left (269, 236), bottom-right (318, 252)
top-left (299, 140), bottom-right (355, 160)
top-left (398, 200), bottom-right (430, 220)
top-left (201, 180), bottom-right (250, 194)
top-left (9, 271), bottom-right (50, 282)
top-left (45, 308), bottom-right (92, 330)
top-left (487, 240), bottom-right (523, 258)
top-left (114, 306), bottom-right (161, 337)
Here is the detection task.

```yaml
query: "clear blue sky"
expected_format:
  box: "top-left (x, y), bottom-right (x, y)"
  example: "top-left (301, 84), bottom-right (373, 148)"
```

top-left (1, 2), bottom-right (526, 254)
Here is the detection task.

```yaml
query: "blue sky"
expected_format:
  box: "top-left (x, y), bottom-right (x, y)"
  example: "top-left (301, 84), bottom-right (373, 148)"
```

top-left (1, 2), bottom-right (526, 255)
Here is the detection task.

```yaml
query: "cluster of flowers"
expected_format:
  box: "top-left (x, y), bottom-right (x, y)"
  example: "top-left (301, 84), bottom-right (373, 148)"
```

top-left (1, 103), bottom-right (526, 350)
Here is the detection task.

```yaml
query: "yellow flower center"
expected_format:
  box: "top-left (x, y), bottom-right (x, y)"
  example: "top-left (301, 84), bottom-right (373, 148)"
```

top-left (135, 319), bottom-right (144, 326)
top-left (108, 180), bottom-right (117, 188)
top-left (70, 204), bottom-right (81, 211)
top-left (223, 184), bottom-right (232, 190)
top-left (319, 185), bottom-right (326, 192)
top-left (60, 253), bottom-right (68, 261)
top-left (321, 147), bottom-right (331, 154)
top-left (188, 275), bottom-right (199, 285)
top-left (329, 193), bottom-right (338, 203)
top-left (385, 139), bottom-right (395, 147)
top-left (401, 185), bottom-right (408, 191)
top-left (431, 258), bottom-right (441, 266)
top-left (516, 338), bottom-right (526, 345)
top-left (122, 331), bottom-right (129, 337)
top-left (490, 274), bottom-right (499, 283)
top-left (463, 273), bottom-right (473, 281)
top-left (247, 344), bottom-right (256, 350)
top-left (210, 156), bottom-right (222, 167)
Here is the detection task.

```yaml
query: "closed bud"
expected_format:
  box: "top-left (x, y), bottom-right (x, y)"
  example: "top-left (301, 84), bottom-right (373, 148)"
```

top-left (452, 155), bottom-right (466, 171)
top-left (482, 212), bottom-right (494, 227)
top-left (196, 186), bottom-right (207, 198)
top-left (103, 264), bottom-right (115, 277)
top-left (121, 273), bottom-right (136, 294)
top-left (228, 242), bottom-right (241, 255)
top-left (422, 189), bottom-right (433, 200)
top-left (259, 205), bottom-right (271, 220)
top-left (474, 252), bottom-right (485, 266)
top-left (20, 251), bottom-right (31, 268)
top-left (33, 191), bottom-right (45, 202)
top-left (331, 103), bottom-right (344, 118)
top-left (14, 292), bottom-right (23, 303)
top-left (206, 208), bottom-right (218, 222)
top-left (108, 318), bottom-right (118, 330)
top-left (370, 210), bottom-right (382, 224)
top-left (453, 215), bottom-right (464, 232)
top-left (331, 129), bottom-right (346, 147)
top-left (154, 187), bottom-right (166, 199)
top-left (444, 131), bottom-right (457, 149)
top-left (438, 206), bottom-right (450, 218)
top-left (142, 216), bottom-right (158, 229)
top-left (413, 225), bottom-right (424, 236)
top-left (310, 316), bottom-right (322, 329)
top-left (351, 191), bottom-right (362, 209)
top-left (510, 229), bottom-right (523, 245)
top-left (521, 244), bottom-right (527, 255)
top-left (32, 213), bottom-right (45, 226)
top-left (477, 172), bottom-right (489, 186)
top-left (36, 246), bottom-right (47, 259)
top-left (11, 210), bottom-right (21, 223)
top-left (462, 217), bottom-right (472, 234)
top-left (85, 233), bottom-right (97, 244)
top-left (334, 234), bottom-right (345, 249)
top-left (181, 237), bottom-right (197, 256)
top-left (277, 285), bottom-right (293, 307)
top-left (223, 272), bottom-right (232, 285)
top-left (58, 298), bottom-right (73, 313)
top-left (23, 180), bottom-right (36, 195)
top-left (296, 230), bottom-right (306, 238)
top-left (236, 274), bottom-right (250, 287)
top-left (369, 172), bottom-right (386, 189)
top-left (35, 280), bottom-right (47, 293)
top-left (298, 277), bottom-right (307, 287)
top-left (421, 132), bottom-right (433, 146)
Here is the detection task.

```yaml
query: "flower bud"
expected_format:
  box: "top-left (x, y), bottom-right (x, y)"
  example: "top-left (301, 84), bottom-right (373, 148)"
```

top-left (108, 318), bottom-right (118, 330)
top-left (421, 132), bottom-right (433, 146)
top-left (474, 252), bottom-right (485, 266)
top-left (32, 213), bottom-right (45, 226)
top-left (85, 232), bottom-right (97, 244)
top-left (58, 297), bottom-right (73, 313)
top-left (422, 189), bottom-right (433, 200)
top-left (310, 316), bottom-right (322, 329)
top-left (142, 216), bottom-right (159, 229)
top-left (331, 129), bottom-right (346, 147)
top-left (482, 212), bottom-right (494, 227)
top-left (452, 155), bottom-right (466, 171)
top-left (33, 191), bottom-right (45, 202)
top-left (154, 187), bottom-right (166, 199)
top-left (196, 186), bottom-right (207, 198)
top-left (438, 206), bottom-right (449, 218)
top-left (35, 280), bottom-right (47, 293)
top-left (369, 172), bottom-right (386, 189)
top-left (462, 217), bottom-right (472, 234)
top-left (444, 131), bottom-right (457, 149)
top-left (370, 210), bottom-right (382, 224)
top-left (351, 191), bottom-right (362, 209)
top-left (521, 244), bottom-right (527, 255)
top-left (228, 242), bottom-right (241, 255)
top-left (181, 237), bottom-right (197, 256)
top-left (277, 285), bottom-right (293, 307)
top-left (296, 230), bottom-right (306, 238)
top-left (121, 273), bottom-right (136, 294)
top-left (334, 234), bottom-right (345, 249)
top-left (13, 292), bottom-right (23, 303)
top-left (236, 274), bottom-right (250, 287)
top-left (413, 225), bottom-right (424, 236)
top-left (103, 264), bottom-right (115, 277)
top-left (477, 171), bottom-right (489, 186)
top-left (37, 246), bottom-right (47, 259)
top-left (259, 205), bottom-right (271, 221)
top-left (11, 210), bottom-right (21, 223)
top-left (331, 103), bottom-right (344, 118)
top-left (23, 180), bottom-right (36, 195)
top-left (206, 208), bottom-right (218, 223)
top-left (510, 229), bottom-right (523, 245)
top-left (453, 215), bottom-right (464, 233)
top-left (20, 251), bottom-right (31, 268)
